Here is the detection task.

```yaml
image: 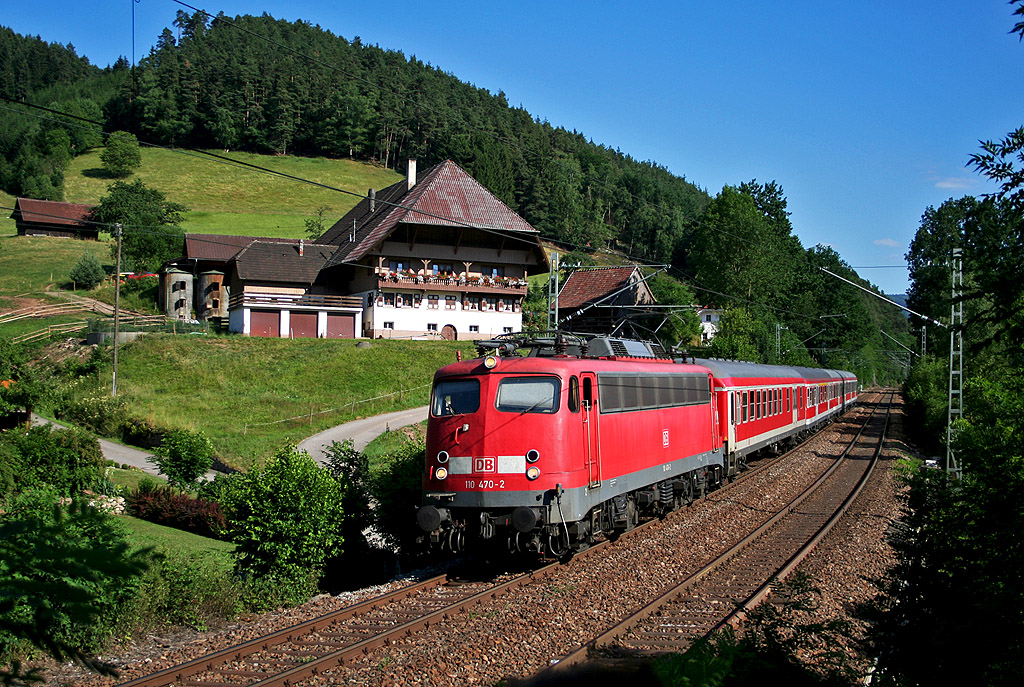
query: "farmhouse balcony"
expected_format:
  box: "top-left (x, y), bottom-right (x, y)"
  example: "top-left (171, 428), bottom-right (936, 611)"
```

top-left (228, 293), bottom-right (363, 310)
top-left (375, 271), bottom-right (528, 296)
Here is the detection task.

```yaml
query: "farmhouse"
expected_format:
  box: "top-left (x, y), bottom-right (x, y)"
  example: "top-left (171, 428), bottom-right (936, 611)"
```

top-left (315, 159), bottom-right (547, 340)
top-left (159, 160), bottom-right (547, 340)
top-left (10, 197), bottom-right (97, 240)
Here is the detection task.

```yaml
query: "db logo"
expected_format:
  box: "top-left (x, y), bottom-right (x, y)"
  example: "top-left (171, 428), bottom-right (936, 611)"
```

top-left (474, 456), bottom-right (496, 473)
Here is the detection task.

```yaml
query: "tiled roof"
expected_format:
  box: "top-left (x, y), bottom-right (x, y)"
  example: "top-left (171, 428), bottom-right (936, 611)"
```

top-left (320, 160), bottom-right (538, 267)
top-left (184, 234), bottom-right (299, 262)
top-left (231, 241), bottom-right (337, 284)
top-left (557, 266), bottom-right (647, 310)
top-left (12, 198), bottom-right (93, 226)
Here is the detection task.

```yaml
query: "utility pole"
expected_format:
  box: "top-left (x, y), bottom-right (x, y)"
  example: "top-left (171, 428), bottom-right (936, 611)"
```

top-left (547, 252), bottom-right (560, 330)
top-left (775, 323), bottom-right (788, 361)
top-left (947, 248), bottom-right (963, 479)
top-left (112, 223), bottom-right (122, 397)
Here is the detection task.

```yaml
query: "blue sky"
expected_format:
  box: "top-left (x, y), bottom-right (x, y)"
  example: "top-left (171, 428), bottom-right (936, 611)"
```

top-left (7, 1), bottom-right (1023, 294)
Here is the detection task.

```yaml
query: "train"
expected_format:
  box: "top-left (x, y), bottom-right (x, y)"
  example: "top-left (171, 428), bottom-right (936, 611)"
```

top-left (414, 333), bottom-right (858, 556)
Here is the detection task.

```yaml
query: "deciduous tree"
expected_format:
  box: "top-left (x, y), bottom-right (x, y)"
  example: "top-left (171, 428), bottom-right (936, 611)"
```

top-left (89, 180), bottom-right (187, 273)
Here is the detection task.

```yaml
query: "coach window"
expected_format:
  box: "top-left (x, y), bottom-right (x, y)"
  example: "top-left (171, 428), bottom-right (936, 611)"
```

top-left (742, 391), bottom-right (749, 422)
top-left (568, 376), bottom-right (580, 413)
top-left (756, 390), bottom-right (761, 419)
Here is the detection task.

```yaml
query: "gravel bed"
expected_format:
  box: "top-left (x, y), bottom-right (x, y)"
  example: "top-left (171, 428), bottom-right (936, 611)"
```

top-left (35, 400), bottom-right (902, 687)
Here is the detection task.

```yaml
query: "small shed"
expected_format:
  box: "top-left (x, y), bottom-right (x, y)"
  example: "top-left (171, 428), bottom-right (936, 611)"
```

top-left (10, 198), bottom-right (97, 239)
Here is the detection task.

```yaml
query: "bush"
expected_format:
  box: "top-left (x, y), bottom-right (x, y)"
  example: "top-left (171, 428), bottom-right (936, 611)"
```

top-left (125, 482), bottom-right (227, 539)
top-left (69, 253), bottom-right (106, 290)
top-left (0, 488), bottom-right (149, 675)
top-left (221, 445), bottom-right (345, 581)
top-left (0, 425), bottom-right (105, 498)
top-left (55, 393), bottom-right (130, 439)
top-left (153, 429), bottom-right (215, 491)
top-left (368, 443), bottom-right (425, 552)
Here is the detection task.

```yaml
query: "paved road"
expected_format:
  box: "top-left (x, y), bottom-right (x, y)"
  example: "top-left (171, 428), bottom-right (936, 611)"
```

top-left (298, 405), bottom-right (429, 464)
top-left (32, 403), bottom-right (430, 477)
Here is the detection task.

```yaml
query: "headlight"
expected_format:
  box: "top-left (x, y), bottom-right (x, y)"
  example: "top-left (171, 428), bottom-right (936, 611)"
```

top-left (526, 449), bottom-right (540, 463)
top-left (484, 355), bottom-right (499, 369)
top-left (526, 466), bottom-right (541, 481)
top-left (437, 450), bottom-right (449, 463)
top-left (435, 467), bottom-right (449, 480)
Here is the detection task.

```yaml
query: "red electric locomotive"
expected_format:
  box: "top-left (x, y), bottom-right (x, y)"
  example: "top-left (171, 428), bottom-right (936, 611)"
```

top-left (415, 335), bottom-right (856, 556)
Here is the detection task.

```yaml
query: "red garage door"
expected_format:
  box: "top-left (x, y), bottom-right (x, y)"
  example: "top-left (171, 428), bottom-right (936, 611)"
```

top-left (290, 312), bottom-right (318, 338)
top-left (250, 310), bottom-right (279, 337)
top-left (326, 313), bottom-right (355, 339)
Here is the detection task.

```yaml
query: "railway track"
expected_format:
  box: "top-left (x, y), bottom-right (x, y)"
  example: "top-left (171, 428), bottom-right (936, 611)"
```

top-left (113, 396), bottom-right (882, 687)
top-left (541, 390), bottom-right (893, 674)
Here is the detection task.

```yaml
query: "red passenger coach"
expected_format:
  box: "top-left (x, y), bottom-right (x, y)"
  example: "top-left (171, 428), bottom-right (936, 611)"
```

top-left (415, 335), bottom-right (857, 556)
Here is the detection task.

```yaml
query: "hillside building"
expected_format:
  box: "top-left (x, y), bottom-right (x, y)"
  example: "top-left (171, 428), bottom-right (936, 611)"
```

top-left (158, 160), bottom-right (548, 340)
top-left (10, 198), bottom-right (97, 240)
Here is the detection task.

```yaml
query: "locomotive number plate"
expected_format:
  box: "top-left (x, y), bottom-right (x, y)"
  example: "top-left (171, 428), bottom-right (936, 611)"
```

top-left (465, 479), bottom-right (506, 490)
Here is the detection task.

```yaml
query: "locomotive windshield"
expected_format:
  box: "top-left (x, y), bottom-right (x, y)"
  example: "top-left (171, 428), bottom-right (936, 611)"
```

top-left (495, 376), bottom-right (560, 414)
top-left (432, 379), bottom-right (480, 416)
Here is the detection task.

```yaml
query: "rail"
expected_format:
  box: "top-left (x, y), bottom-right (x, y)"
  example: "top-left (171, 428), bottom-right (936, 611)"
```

top-left (540, 391), bottom-right (892, 672)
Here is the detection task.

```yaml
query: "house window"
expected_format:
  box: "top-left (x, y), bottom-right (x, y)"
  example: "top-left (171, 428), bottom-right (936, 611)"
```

top-left (212, 299), bottom-right (220, 309)
top-left (427, 323), bottom-right (438, 331)
top-left (503, 327), bottom-right (513, 334)
top-left (397, 292), bottom-right (416, 308)
top-left (466, 296), bottom-right (480, 311)
top-left (388, 260), bottom-right (406, 272)
top-left (483, 297), bottom-right (498, 311)
top-left (427, 295), bottom-right (439, 309)
top-left (431, 262), bottom-right (452, 275)
top-left (383, 322), bottom-right (394, 329)
top-left (481, 265), bottom-right (505, 278)
top-left (469, 325), bottom-right (480, 333)
top-left (705, 314), bottom-right (712, 322)
top-left (383, 293), bottom-right (396, 307)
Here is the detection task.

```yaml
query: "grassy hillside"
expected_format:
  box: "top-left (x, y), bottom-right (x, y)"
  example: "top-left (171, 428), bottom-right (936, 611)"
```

top-left (65, 148), bottom-right (402, 237)
top-left (110, 334), bottom-right (462, 466)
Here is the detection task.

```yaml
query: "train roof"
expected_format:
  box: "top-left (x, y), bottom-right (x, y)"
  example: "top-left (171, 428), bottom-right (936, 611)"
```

top-left (440, 335), bottom-right (856, 383)
top-left (692, 359), bottom-right (854, 383)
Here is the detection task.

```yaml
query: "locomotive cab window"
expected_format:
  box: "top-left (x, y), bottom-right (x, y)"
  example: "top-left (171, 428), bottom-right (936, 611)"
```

top-left (496, 377), bottom-right (561, 414)
top-left (431, 379), bottom-right (481, 417)
top-left (568, 376), bottom-right (580, 413)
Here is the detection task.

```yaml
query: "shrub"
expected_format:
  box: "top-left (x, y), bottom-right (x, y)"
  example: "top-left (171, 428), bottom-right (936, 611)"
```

top-left (153, 429), bottom-right (215, 492)
top-left (368, 443), bottom-right (425, 552)
top-left (0, 425), bottom-right (105, 498)
top-left (0, 488), bottom-right (149, 676)
top-left (125, 483), bottom-right (226, 539)
top-left (55, 393), bottom-right (129, 438)
top-left (221, 445), bottom-right (345, 581)
top-left (69, 253), bottom-right (105, 290)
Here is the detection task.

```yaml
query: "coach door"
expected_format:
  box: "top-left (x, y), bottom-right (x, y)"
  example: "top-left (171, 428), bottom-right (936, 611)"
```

top-left (581, 372), bottom-right (601, 488)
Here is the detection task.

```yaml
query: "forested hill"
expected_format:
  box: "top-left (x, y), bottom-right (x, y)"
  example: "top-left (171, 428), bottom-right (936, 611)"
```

top-left (1, 14), bottom-right (914, 382)
top-left (94, 11), bottom-right (713, 261)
